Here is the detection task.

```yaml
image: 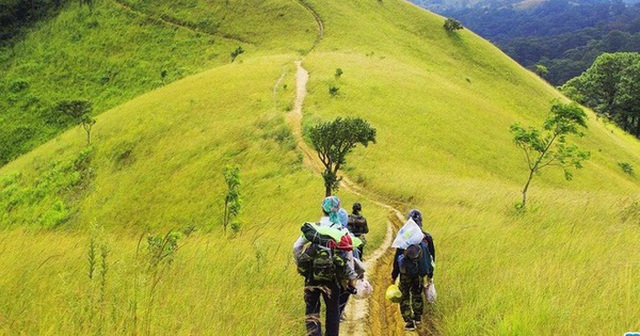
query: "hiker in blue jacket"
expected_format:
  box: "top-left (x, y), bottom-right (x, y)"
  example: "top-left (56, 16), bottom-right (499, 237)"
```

top-left (390, 209), bottom-right (435, 331)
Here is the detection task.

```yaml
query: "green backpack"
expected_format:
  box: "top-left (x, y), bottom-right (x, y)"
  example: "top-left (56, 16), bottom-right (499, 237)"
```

top-left (297, 244), bottom-right (347, 282)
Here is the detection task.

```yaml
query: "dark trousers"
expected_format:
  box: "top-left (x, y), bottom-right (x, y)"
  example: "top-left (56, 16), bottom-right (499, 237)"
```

top-left (357, 245), bottom-right (364, 260)
top-left (338, 290), bottom-right (349, 317)
top-left (399, 274), bottom-right (424, 322)
top-left (304, 281), bottom-right (341, 336)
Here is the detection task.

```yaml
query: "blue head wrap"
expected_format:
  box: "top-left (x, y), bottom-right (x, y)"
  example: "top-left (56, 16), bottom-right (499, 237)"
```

top-left (322, 196), bottom-right (341, 224)
top-left (338, 208), bottom-right (349, 227)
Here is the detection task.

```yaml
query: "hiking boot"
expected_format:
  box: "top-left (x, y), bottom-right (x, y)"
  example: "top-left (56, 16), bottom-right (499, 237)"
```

top-left (414, 316), bottom-right (422, 325)
top-left (404, 320), bottom-right (416, 331)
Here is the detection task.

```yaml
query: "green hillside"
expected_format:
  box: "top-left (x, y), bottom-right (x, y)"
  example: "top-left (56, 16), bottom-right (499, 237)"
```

top-left (0, 0), bottom-right (317, 165)
top-left (1, 0), bottom-right (639, 334)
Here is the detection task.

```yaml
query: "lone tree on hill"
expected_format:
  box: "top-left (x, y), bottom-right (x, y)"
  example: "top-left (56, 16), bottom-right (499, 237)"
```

top-left (510, 100), bottom-right (590, 209)
top-left (444, 18), bottom-right (464, 32)
top-left (308, 117), bottom-right (376, 197)
top-left (56, 99), bottom-right (96, 145)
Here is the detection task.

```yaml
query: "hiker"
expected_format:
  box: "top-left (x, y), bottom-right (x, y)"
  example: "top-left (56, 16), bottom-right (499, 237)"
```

top-left (347, 202), bottom-right (369, 259)
top-left (390, 209), bottom-right (435, 331)
top-left (337, 207), bottom-right (365, 321)
top-left (293, 196), bottom-right (361, 336)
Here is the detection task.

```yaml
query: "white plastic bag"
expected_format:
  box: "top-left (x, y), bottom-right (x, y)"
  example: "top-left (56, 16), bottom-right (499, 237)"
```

top-left (391, 218), bottom-right (425, 249)
top-left (425, 283), bottom-right (437, 304)
top-left (354, 279), bottom-right (373, 299)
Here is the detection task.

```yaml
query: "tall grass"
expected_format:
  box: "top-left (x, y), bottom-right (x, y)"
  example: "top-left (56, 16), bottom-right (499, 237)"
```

top-left (0, 0), bottom-right (639, 334)
top-left (0, 54), bottom-right (389, 334)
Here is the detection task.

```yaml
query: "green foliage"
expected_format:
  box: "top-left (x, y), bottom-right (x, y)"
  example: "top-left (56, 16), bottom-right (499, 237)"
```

top-left (230, 46), bottom-right (244, 62)
top-left (56, 100), bottom-right (97, 145)
top-left (328, 85), bottom-right (340, 96)
top-left (0, 146), bottom-right (95, 227)
top-left (561, 52), bottom-right (640, 138)
top-left (222, 165), bottom-right (241, 235)
top-left (146, 230), bottom-right (183, 269)
top-left (56, 100), bottom-right (92, 121)
top-left (8, 79), bottom-right (29, 93)
top-left (534, 64), bottom-right (548, 77)
top-left (308, 117), bottom-right (376, 196)
top-left (444, 18), bottom-right (463, 32)
top-left (141, 229), bottom-right (189, 335)
top-left (618, 161), bottom-right (635, 176)
top-left (510, 101), bottom-right (590, 208)
top-left (80, 0), bottom-right (95, 12)
top-left (334, 68), bottom-right (343, 79)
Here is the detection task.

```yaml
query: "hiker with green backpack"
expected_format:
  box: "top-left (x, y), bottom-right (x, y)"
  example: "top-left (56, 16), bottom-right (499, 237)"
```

top-left (390, 209), bottom-right (436, 331)
top-left (293, 196), bottom-right (362, 336)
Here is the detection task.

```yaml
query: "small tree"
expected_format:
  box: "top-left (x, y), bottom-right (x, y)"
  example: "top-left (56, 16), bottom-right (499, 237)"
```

top-left (534, 64), bottom-right (548, 78)
top-left (335, 68), bottom-right (343, 79)
top-left (308, 117), bottom-right (376, 196)
top-left (510, 101), bottom-right (590, 208)
top-left (57, 99), bottom-right (96, 146)
top-left (81, 114), bottom-right (96, 145)
top-left (329, 85), bottom-right (340, 96)
top-left (230, 46), bottom-right (244, 62)
top-left (444, 18), bottom-right (464, 32)
top-left (222, 165), bottom-right (241, 235)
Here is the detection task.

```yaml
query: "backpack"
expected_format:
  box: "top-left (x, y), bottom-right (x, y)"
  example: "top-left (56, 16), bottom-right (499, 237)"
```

top-left (297, 244), bottom-right (347, 282)
top-left (301, 222), bottom-right (338, 247)
top-left (398, 242), bottom-right (432, 277)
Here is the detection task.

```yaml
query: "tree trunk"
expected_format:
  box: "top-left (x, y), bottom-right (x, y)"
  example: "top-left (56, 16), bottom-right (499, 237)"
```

top-left (521, 169), bottom-right (535, 208)
top-left (223, 200), bottom-right (228, 234)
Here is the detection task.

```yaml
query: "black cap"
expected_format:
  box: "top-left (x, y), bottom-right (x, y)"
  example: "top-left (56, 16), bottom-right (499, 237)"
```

top-left (353, 202), bottom-right (362, 212)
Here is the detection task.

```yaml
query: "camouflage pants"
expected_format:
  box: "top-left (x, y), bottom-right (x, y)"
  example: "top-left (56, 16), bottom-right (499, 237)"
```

top-left (399, 274), bottom-right (424, 322)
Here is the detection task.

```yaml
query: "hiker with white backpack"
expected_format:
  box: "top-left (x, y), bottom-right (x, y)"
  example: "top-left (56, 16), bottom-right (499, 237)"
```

top-left (390, 209), bottom-right (436, 331)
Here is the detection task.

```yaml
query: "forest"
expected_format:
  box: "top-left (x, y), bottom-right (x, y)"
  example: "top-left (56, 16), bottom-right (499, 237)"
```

top-left (413, 0), bottom-right (640, 85)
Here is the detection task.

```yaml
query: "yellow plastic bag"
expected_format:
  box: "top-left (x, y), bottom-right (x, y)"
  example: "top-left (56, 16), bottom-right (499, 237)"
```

top-left (385, 284), bottom-right (402, 303)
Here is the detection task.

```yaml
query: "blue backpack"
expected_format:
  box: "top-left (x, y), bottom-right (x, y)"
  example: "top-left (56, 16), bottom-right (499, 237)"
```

top-left (398, 242), bottom-right (432, 277)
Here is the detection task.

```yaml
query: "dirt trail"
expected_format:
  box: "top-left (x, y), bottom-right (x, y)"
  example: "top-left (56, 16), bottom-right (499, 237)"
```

top-left (286, 61), bottom-right (421, 335)
top-left (286, 3), bottom-right (439, 334)
top-left (297, 0), bottom-right (324, 53)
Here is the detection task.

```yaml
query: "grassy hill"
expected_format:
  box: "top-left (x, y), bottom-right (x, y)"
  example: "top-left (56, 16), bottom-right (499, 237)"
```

top-left (0, 0), bottom-right (317, 165)
top-left (1, 0), bottom-right (639, 334)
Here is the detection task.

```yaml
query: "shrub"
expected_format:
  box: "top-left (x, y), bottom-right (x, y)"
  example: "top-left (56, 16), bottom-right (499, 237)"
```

top-left (8, 79), bottom-right (29, 93)
top-left (444, 18), bottom-right (464, 32)
top-left (230, 46), bottom-right (244, 62)
top-left (618, 162), bottom-right (635, 176)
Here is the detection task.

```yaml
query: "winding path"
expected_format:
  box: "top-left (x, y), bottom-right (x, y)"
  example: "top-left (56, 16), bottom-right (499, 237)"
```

top-left (286, 2), bottom-right (440, 335)
top-left (287, 61), bottom-right (412, 336)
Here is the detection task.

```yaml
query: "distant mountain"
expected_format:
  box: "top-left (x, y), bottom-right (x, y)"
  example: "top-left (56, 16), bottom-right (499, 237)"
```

top-left (412, 0), bottom-right (640, 85)
top-left (414, 0), bottom-right (640, 12)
